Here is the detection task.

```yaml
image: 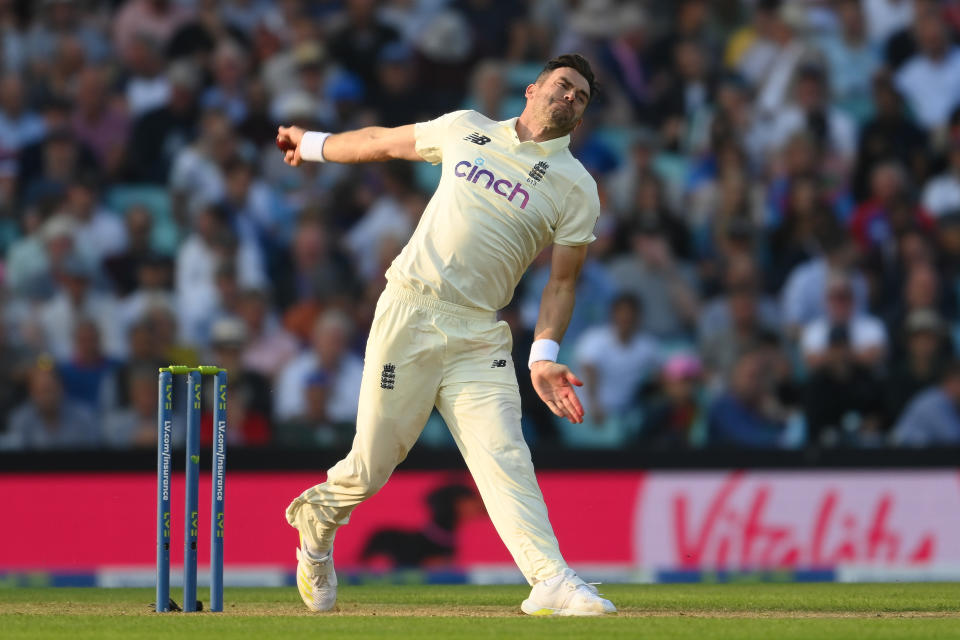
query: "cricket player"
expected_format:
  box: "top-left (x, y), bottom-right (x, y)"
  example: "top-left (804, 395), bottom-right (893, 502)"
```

top-left (277, 54), bottom-right (616, 616)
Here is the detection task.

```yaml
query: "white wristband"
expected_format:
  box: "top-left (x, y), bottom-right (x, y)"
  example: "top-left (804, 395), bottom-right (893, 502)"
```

top-left (528, 339), bottom-right (560, 369)
top-left (300, 131), bottom-right (331, 162)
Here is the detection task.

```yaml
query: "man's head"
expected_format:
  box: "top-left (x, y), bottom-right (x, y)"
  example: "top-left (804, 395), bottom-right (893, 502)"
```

top-left (941, 360), bottom-right (960, 402)
top-left (825, 271), bottom-right (855, 323)
top-left (29, 360), bottom-right (63, 418)
top-left (523, 54), bottom-right (597, 136)
top-left (610, 292), bottom-right (641, 339)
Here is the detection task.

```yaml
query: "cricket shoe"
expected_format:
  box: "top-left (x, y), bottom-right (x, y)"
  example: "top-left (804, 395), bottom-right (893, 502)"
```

top-left (296, 543), bottom-right (337, 612)
top-left (521, 568), bottom-right (617, 616)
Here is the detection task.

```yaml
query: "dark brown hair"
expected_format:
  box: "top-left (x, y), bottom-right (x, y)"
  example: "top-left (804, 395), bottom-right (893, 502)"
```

top-left (537, 54), bottom-right (598, 103)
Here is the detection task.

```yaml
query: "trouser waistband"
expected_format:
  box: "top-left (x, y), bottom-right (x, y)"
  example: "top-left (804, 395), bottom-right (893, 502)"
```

top-left (384, 283), bottom-right (496, 321)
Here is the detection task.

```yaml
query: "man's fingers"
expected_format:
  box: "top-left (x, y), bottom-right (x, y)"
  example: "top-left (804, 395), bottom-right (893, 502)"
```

top-left (544, 398), bottom-right (563, 418)
top-left (565, 372), bottom-right (583, 387)
top-left (561, 398), bottom-right (581, 423)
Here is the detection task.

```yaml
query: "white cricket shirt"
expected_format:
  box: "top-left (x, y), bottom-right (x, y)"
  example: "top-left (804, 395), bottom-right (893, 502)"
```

top-left (385, 110), bottom-right (600, 312)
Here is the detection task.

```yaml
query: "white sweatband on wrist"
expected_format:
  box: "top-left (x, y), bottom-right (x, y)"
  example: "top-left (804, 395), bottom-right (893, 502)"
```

top-left (528, 339), bottom-right (560, 369)
top-left (300, 131), bottom-right (332, 162)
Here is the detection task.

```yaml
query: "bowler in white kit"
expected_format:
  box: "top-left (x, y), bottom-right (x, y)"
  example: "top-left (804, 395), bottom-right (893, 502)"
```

top-left (277, 54), bottom-right (616, 616)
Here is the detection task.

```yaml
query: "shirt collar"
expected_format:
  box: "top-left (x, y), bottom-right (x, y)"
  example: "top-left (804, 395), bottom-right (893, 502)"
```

top-left (499, 117), bottom-right (571, 154)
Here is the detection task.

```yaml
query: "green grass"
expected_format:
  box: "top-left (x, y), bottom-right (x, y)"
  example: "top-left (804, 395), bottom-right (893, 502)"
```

top-left (1, 584), bottom-right (959, 639)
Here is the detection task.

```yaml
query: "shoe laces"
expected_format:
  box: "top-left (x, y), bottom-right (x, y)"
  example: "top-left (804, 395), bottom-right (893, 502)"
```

top-left (563, 576), bottom-right (604, 597)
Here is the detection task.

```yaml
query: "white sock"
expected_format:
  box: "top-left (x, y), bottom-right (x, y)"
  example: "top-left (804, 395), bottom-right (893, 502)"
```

top-left (302, 545), bottom-right (330, 563)
top-left (540, 572), bottom-right (566, 587)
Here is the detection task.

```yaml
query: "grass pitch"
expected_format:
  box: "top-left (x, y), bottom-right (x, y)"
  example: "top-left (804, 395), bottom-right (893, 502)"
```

top-left (2, 583), bottom-right (959, 639)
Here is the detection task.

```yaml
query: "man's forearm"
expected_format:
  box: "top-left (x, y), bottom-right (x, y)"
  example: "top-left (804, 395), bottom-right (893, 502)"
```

top-left (297, 124), bottom-right (419, 164)
top-left (534, 280), bottom-right (576, 342)
top-left (321, 128), bottom-right (399, 163)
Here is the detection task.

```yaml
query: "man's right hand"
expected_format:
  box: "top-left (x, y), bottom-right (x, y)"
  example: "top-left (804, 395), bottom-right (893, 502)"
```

top-left (531, 361), bottom-right (585, 424)
top-left (277, 126), bottom-right (305, 166)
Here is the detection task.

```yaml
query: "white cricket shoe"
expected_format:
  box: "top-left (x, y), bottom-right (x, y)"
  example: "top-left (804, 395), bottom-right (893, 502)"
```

top-left (521, 568), bottom-right (617, 616)
top-left (296, 544), bottom-right (337, 612)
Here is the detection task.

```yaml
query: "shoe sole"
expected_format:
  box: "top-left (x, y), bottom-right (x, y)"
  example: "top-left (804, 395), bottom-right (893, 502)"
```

top-left (520, 598), bottom-right (612, 617)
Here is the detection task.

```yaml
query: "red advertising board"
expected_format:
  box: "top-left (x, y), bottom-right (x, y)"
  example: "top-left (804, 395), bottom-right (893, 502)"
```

top-left (2, 469), bottom-right (958, 583)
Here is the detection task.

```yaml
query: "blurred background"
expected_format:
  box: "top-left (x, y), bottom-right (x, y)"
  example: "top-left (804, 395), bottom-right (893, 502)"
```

top-left (2, 0), bottom-right (960, 588)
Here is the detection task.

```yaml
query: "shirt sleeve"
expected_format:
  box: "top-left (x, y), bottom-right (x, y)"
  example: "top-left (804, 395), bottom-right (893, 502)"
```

top-left (414, 110), bottom-right (471, 165)
top-left (554, 174), bottom-right (599, 246)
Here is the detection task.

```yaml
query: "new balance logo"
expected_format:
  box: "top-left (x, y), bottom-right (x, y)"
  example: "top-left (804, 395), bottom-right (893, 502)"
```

top-left (526, 161), bottom-right (549, 186)
top-left (464, 132), bottom-right (491, 145)
top-left (381, 363), bottom-right (396, 390)
top-left (491, 359), bottom-right (507, 368)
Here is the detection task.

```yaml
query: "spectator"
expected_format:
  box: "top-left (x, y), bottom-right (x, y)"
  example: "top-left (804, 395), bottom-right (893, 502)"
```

top-left (168, 107), bottom-right (237, 221)
top-left (5, 205), bottom-right (76, 300)
top-left (56, 317), bottom-right (120, 412)
top-left (707, 347), bottom-right (789, 448)
top-left (201, 41), bottom-right (250, 126)
top-left (922, 134), bottom-right (960, 218)
top-left (886, 261), bottom-right (954, 352)
top-left (885, 308), bottom-right (952, 424)
top-left (102, 363), bottom-right (158, 448)
top-left (326, 0), bottom-right (401, 90)
top-left (117, 252), bottom-right (175, 338)
top-left (892, 360), bottom-right (960, 446)
top-left (759, 64), bottom-right (857, 168)
top-left (699, 259), bottom-right (779, 387)
top-left (650, 37), bottom-right (715, 129)
top-left (174, 203), bottom-right (266, 345)
top-left (607, 222), bottom-right (699, 340)
top-left (39, 252), bottom-right (123, 361)
top-left (113, 0), bottom-right (193, 67)
top-left (780, 231), bottom-right (868, 334)
top-left (275, 309), bottom-right (363, 425)
top-left (121, 34), bottom-right (173, 119)
top-left (639, 352), bottom-right (707, 448)
top-left (273, 215), bottom-right (358, 312)
top-left (863, 0), bottom-right (915, 48)
top-left (894, 10), bottom-right (960, 131)
top-left (70, 65), bottom-right (130, 177)
top-left (201, 316), bottom-right (271, 446)
top-left (237, 287), bottom-right (298, 379)
top-left (849, 160), bottom-right (932, 253)
top-left (594, 3), bottom-right (650, 120)
top-left (852, 74), bottom-right (928, 201)
top-left (370, 42), bottom-right (428, 128)
top-left (5, 360), bottom-right (99, 450)
top-left (103, 205), bottom-right (162, 296)
top-left (739, 2), bottom-right (809, 119)
top-left (0, 72), bottom-right (46, 157)
top-left (573, 293), bottom-right (660, 427)
top-left (800, 271), bottom-right (888, 370)
top-left (802, 324), bottom-right (886, 447)
top-left (63, 177), bottom-right (127, 265)
top-left (818, 0), bottom-right (882, 123)
top-left (125, 61), bottom-right (200, 183)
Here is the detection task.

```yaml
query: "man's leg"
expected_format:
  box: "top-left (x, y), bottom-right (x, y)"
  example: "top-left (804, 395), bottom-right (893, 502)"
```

top-left (436, 378), bottom-right (567, 584)
top-left (286, 293), bottom-right (443, 554)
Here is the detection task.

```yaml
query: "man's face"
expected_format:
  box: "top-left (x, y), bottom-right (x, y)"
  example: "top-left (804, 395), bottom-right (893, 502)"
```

top-left (826, 286), bottom-right (854, 322)
top-left (525, 67), bottom-right (590, 134)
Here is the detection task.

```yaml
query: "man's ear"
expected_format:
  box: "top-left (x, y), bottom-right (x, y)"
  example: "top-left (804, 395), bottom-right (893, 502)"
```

top-left (524, 83), bottom-right (538, 99)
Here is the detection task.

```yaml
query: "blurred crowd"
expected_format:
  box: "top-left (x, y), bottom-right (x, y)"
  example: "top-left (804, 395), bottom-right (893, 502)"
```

top-left (2, 0), bottom-right (960, 452)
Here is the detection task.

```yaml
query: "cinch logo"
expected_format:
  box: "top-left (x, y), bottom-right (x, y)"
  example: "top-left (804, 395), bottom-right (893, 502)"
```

top-left (454, 158), bottom-right (529, 209)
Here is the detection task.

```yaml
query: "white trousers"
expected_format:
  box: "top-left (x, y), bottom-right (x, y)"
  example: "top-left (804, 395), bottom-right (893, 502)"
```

top-left (286, 283), bottom-right (567, 583)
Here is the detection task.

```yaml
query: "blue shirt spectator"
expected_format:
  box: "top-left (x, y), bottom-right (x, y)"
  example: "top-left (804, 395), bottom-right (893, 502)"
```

top-left (892, 364), bottom-right (960, 446)
top-left (708, 349), bottom-right (788, 448)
